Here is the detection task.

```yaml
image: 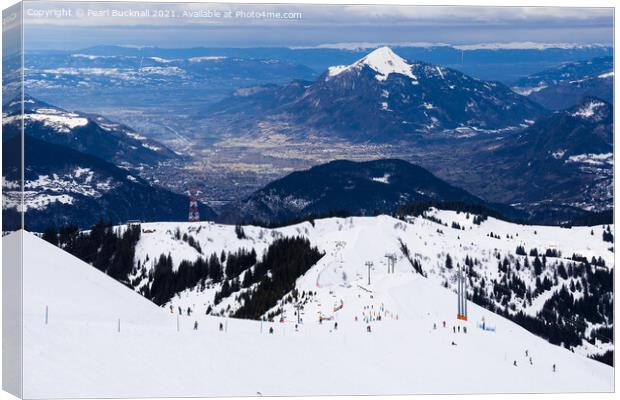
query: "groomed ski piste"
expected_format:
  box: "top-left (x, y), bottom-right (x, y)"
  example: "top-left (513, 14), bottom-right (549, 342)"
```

top-left (17, 210), bottom-right (614, 398)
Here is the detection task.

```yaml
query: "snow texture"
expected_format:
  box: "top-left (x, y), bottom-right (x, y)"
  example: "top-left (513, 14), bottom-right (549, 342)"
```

top-left (3, 108), bottom-right (88, 133)
top-left (19, 227), bottom-right (613, 398)
top-left (571, 100), bottom-right (606, 120)
top-left (327, 46), bottom-right (417, 82)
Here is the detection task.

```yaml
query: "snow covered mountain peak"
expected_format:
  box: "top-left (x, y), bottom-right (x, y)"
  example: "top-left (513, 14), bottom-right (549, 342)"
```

top-left (327, 46), bottom-right (417, 82)
top-left (571, 98), bottom-right (607, 121)
top-left (359, 46), bottom-right (416, 80)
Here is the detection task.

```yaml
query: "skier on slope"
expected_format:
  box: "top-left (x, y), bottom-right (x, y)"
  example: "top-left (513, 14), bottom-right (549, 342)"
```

top-left (193, 321), bottom-right (198, 330)
top-left (219, 322), bottom-right (224, 332)
top-left (334, 322), bottom-right (338, 330)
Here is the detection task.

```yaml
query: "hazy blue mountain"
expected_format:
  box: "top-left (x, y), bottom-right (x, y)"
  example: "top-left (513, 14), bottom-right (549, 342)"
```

top-left (513, 57), bottom-right (613, 110)
top-left (476, 97), bottom-right (613, 222)
top-left (24, 50), bottom-right (318, 105)
top-left (2, 95), bottom-right (179, 168)
top-left (219, 158), bottom-right (523, 224)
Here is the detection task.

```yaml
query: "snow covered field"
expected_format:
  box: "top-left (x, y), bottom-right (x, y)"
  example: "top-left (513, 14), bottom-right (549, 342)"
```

top-left (132, 211), bottom-right (613, 358)
top-left (17, 221), bottom-right (614, 398)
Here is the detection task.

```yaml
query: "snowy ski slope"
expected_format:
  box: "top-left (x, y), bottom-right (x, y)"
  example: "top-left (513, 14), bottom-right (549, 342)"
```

top-left (130, 210), bottom-right (613, 358)
top-left (18, 224), bottom-right (613, 398)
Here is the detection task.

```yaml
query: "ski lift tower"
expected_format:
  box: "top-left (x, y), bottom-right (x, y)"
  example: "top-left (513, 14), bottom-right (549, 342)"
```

top-left (365, 261), bottom-right (374, 285)
top-left (457, 265), bottom-right (468, 321)
top-left (188, 188), bottom-right (200, 222)
top-left (384, 253), bottom-right (397, 274)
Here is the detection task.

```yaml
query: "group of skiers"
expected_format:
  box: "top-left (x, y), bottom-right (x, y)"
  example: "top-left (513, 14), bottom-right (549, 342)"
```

top-left (357, 303), bottom-right (398, 324)
top-left (191, 320), bottom-right (226, 332)
top-left (170, 305), bottom-right (193, 316)
top-left (432, 321), bottom-right (467, 334)
top-left (513, 349), bottom-right (534, 367)
top-left (512, 349), bottom-right (557, 372)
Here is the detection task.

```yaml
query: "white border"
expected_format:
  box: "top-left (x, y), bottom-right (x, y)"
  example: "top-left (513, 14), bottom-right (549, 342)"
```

top-left (0, 1), bottom-right (616, 400)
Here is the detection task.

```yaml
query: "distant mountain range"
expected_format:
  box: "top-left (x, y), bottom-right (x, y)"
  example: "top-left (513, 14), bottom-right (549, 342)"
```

top-left (5, 48), bottom-right (613, 230)
top-left (43, 43), bottom-right (612, 82)
top-left (219, 158), bottom-right (524, 225)
top-left (513, 57), bottom-right (613, 110)
top-left (23, 50), bottom-right (318, 113)
top-left (23, 44), bottom-right (612, 119)
top-left (209, 47), bottom-right (546, 142)
top-left (25, 51), bottom-right (318, 90)
top-left (2, 135), bottom-right (215, 232)
top-left (473, 97), bottom-right (613, 221)
top-left (498, 97), bottom-right (612, 157)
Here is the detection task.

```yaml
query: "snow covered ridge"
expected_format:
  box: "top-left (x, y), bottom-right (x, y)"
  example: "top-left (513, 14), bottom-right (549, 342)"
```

top-left (3, 100), bottom-right (170, 158)
top-left (31, 65), bottom-right (188, 82)
top-left (139, 66), bottom-right (186, 76)
top-left (571, 100), bottom-right (607, 120)
top-left (512, 85), bottom-right (547, 96)
top-left (453, 42), bottom-right (609, 51)
top-left (2, 168), bottom-right (116, 211)
top-left (291, 42), bottom-right (451, 50)
top-left (94, 116), bottom-right (165, 152)
top-left (149, 56), bottom-right (179, 63)
top-left (326, 46), bottom-right (417, 82)
top-left (108, 210), bottom-right (614, 361)
top-left (16, 231), bottom-right (614, 397)
top-left (3, 108), bottom-right (88, 133)
top-left (71, 54), bottom-right (117, 60)
top-left (188, 56), bottom-right (227, 62)
top-left (291, 42), bottom-right (609, 51)
top-left (566, 153), bottom-right (613, 167)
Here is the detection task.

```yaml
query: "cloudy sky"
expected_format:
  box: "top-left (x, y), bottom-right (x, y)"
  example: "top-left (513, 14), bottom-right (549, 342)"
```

top-left (18, 1), bottom-right (614, 50)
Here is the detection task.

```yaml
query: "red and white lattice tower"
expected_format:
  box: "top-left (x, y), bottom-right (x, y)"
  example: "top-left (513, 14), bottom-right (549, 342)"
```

top-left (188, 188), bottom-right (200, 222)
